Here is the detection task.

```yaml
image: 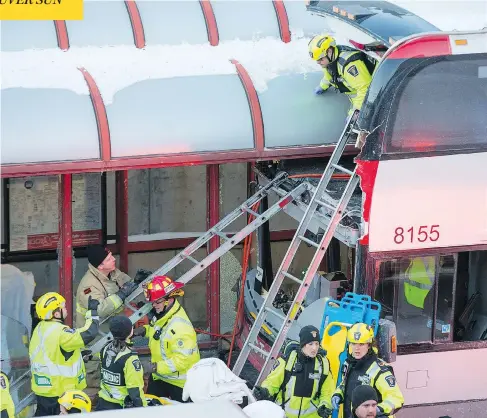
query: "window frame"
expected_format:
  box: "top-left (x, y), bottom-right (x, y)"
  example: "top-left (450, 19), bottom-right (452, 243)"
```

top-left (367, 243), bottom-right (487, 355)
top-left (381, 53), bottom-right (487, 158)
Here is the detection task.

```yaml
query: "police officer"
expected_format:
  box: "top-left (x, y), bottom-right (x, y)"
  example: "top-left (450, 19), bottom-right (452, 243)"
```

top-left (75, 244), bottom-right (149, 389)
top-left (331, 323), bottom-right (404, 418)
top-left (308, 34), bottom-right (376, 117)
top-left (58, 390), bottom-right (92, 414)
top-left (97, 316), bottom-right (146, 410)
top-left (133, 276), bottom-right (200, 402)
top-left (253, 325), bottom-right (335, 418)
top-left (29, 292), bottom-right (99, 416)
top-left (1, 371), bottom-right (15, 418)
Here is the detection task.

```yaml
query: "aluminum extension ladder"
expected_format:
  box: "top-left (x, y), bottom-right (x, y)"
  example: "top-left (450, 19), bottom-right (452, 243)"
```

top-left (232, 111), bottom-right (361, 384)
top-left (87, 172), bottom-right (309, 354)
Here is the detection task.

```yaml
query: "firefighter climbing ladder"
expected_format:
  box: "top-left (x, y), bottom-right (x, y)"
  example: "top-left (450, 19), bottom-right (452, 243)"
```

top-left (232, 111), bottom-right (361, 384)
top-left (87, 172), bottom-right (309, 354)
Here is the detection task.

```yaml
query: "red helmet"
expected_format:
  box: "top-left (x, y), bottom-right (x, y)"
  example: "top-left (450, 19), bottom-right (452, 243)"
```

top-left (144, 276), bottom-right (184, 302)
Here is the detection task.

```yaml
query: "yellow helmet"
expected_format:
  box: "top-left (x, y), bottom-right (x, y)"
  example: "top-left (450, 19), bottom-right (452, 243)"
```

top-left (308, 34), bottom-right (338, 61)
top-left (145, 394), bottom-right (170, 406)
top-left (347, 323), bottom-right (374, 344)
top-left (58, 390), bottom-right (92, 413)
top-left (35, 292), bottom-right (66, 320)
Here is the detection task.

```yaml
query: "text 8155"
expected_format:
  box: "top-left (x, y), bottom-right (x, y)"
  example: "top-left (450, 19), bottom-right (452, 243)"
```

top-left (394, 225), bottom-right (440, 245)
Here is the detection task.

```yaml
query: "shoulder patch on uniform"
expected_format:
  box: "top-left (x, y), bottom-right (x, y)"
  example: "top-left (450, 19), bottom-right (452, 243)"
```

top-left (347, 65), bottom-right (359, 77)
top-left (83, 287), bottom-right (92, 295)
top-left (0, 375), bottom-right (7, 389)
top-left (132, 359), bottom-right (142, 372)
top-left (385, 375), bottom-right (396, 388)
top-left (63, 328), bottom-right (76, 334)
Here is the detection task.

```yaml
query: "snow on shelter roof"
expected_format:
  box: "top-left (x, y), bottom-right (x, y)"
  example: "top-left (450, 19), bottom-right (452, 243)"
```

top-left (1, 0), bottom-right (367, 176)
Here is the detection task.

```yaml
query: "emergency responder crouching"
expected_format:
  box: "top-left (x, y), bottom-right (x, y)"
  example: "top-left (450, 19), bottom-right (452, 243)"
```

top-left (1, 371), bottom-right (15, 418)
top-left (133, 276), bottom-right (200, 402)
top-left (29, 292), bottom-right (99, 416)
top-left (253, 325), bottom-right (335, 418)
top-left (58, 390), bottom-right (92, 414)
top-left (331, 323), bottom-right (404, 418)
top-left (97, 315), bottom-right (146, 410)
top-left (75, 244), bottom-right (151, 389)
top-left (308, 34), bottom-right (376, 118)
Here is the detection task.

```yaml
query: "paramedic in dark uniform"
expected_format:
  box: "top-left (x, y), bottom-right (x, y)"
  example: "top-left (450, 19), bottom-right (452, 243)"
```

top-left (331, 323), bottom-right (404, 418)
top-left (96, 316), bottom-right (146, 410)
top-left (308, 34), bottom-right (375, 119)
top-left (253, 325), bottom-right (335, 418)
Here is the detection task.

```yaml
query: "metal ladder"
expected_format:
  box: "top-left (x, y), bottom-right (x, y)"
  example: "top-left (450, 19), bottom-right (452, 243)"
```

top-left (232, 112), bottom-right (360, 383)
top-left (87, 172), bottom-right (309, 354)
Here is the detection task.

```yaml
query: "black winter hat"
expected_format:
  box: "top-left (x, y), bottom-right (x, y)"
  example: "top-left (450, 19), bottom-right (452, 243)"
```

top-left (87, 244), bottom-right (109, 268)
top-left (351, 385), bottom-right (378, 413)
top-left (109, 316), bottom-right (133, 340)
top-left (299, 325), bottom-right (321, 347)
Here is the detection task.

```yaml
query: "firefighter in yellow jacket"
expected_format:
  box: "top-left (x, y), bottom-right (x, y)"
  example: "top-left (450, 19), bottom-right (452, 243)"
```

top-left (75, 245), bottom-right (150, 388)
top-left (133, 276), bottom-right (200, 402)
top-left (253, 325), bottom-right (335, 418)
top-left (97, 316), bottom-right (146, 410)
top-left (1, 371), bottom-right (15, 418)
top-left (29, 292), bottom-right (100, 416)
top-left (308, 34), bottom-right (375, 117)
top-left (331, 323), bottom-right (404, 418)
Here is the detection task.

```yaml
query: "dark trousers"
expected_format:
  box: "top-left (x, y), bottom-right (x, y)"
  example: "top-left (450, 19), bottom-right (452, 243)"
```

top-left (35, 395), bottom-right (60, 417)
top-left (95, 398), bottom-right (123, 411)
top-left (147, 376), bottom-right (184, 402)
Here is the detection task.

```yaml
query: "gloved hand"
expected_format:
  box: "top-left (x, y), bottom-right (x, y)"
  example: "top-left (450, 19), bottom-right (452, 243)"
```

top-left (317, 405), bottom-right (332, 418)
top-left (331, 394), bottom-right (342, 410)
top-left (87, 296), bottom-right (100, 313)
top-left (133, 327), bottom-right (146, 338)
top-left (134, 268), bottom-right (152, 285)
top-left (314, 85), bottom-right (326, 95)
top-left (253, 386), bottom-right (271, 401)
top-left (81, 349), bottom-right (93, 362)
top-left (143, 362), bottom-right (157, 375)
top-left (116, 281), bottom-right (139, 301)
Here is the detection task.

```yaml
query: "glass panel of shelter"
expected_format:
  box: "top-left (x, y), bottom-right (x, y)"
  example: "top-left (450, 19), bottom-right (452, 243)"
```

top-left (374, 255), bottom-right (456, 345)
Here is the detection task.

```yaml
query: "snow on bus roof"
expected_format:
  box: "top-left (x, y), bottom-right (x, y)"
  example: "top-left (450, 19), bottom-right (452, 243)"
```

top-left (0, 33), bottom-right (351, 105)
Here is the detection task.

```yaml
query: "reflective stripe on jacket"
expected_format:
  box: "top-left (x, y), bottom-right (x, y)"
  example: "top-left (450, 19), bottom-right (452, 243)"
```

top-left (146, 300), bottom-right (200, 388)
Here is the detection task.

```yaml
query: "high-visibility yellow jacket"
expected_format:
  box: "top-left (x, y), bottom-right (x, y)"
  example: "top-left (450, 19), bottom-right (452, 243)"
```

top-left (333, 353), bottom-right (404, 417)
top-left (261, 350), bottom-right (335, 418)
top-left (99, 342), bottom-right (147, 407)
top-left (404, 257), bottom-right (435, 309)
top-left (29, 311), bottom-right (99, 397)
top-left (320, 47), bottom-right (375, 114)
top-left (144, 301), bottom-right (200, 389)
top-left (0, 372), bottom-right (15, 418)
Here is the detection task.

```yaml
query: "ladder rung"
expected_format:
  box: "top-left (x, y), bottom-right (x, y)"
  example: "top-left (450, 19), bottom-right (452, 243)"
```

top-left (242, 206), bottom-right (260, 218)
top-left (315, 199), bottom-right (336, 211)
top-left (265, 307), bottom-right (286, 321)
top-left (298, 235), bottom-right (319, 248)
top-left (282, 271), bottom-right (302, 284)
top-left (213, 230), bottom-right (229, 241)
top-left (185, 255), bottom-right (200, 265)
top-left (249, 343), bottom-right (270, 357)
top-left (331, 164), bottom-right (354, 176)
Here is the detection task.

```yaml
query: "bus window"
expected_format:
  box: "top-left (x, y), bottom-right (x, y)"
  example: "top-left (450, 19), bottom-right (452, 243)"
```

top-left (384, 54), bottom-right (487, 154)
top-left (454, 250), bottom-right (487, 341)
top-left (374, 255), bottom-right (455, 345)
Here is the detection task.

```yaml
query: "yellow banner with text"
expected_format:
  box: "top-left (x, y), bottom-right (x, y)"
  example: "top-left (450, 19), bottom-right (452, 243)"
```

top-left (0, 0), bottom-right (83, 20)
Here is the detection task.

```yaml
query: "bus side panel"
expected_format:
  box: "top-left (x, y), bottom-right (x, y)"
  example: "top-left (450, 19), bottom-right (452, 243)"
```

top-left (368, 152), bottom-right (487, 253)
top-left (394, 348), bottom-right (487, 405)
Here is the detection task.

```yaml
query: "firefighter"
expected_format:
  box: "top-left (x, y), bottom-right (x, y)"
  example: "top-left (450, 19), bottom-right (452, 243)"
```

top-left (404, 256), bottom-right (435, 309)
top-left (97, 315), bottom-right (146, 410)
top-left (133, 276), bottom-right (200, 402)
top-left (75, 244), bottom-right (150, 388)
top-left (29, 292), bottom-right (100, 416)
top-left (1, 371), bottom-right (15, 418)
top-left (331, 323), bottom-right (404, 418)
top-left (308, 34), bottom-right (375, 117)
top-left (253, 325), bottom-right (335, 418)
top-left (58, 390), bottom-right (92, 414)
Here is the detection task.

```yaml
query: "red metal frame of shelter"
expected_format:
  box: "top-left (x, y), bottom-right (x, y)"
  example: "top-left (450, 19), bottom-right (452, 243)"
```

top-left (3, 1), bottom-right (351, 344)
